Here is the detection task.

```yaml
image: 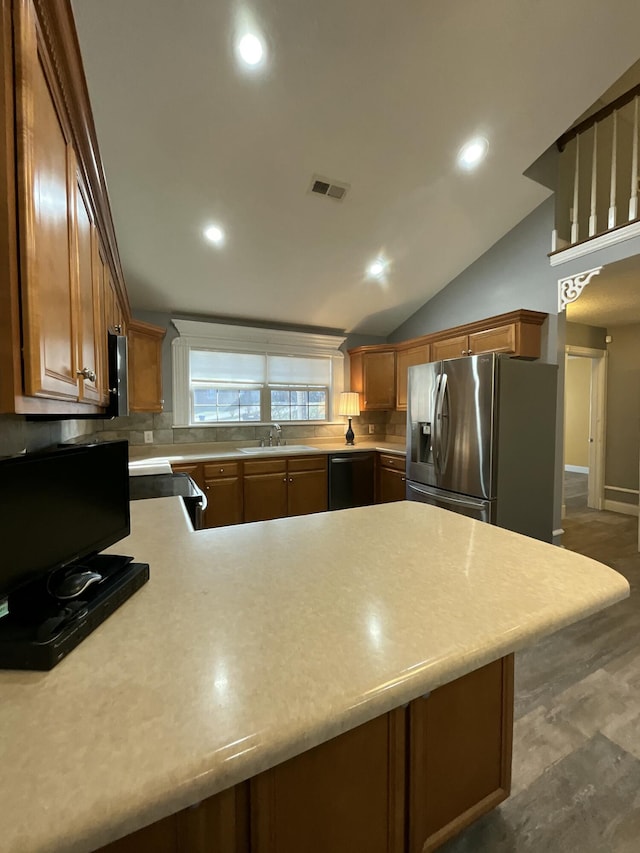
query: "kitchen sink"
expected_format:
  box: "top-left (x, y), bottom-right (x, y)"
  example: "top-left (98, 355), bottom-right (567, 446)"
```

top-left (238, 445), bottom-right (317, 454)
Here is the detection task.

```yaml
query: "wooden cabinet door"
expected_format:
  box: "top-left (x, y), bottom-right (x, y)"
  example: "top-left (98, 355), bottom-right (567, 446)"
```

top-left (408, 655), bottom-right (514, 853)
top-left (74, 176), bottom-right (101, 403)
top-left (363, 351), bottom-right (396, 409)
top-left (244, 472), bottom-right (288, 522)
top-left (14, 0), bottom-right (79, 401)
top-left (396, 344), bottom-right (430, 410)
top-left (431, 334), bottom-right (469, 362)
top-left (203, 462), bottom-right (243, 529)
top-left (96, 814), bottom-right (178, 853)
top-left (378, 467), bottom-right (406, 503)
top-left (251, 708), bottom-right (405, 853)
top-left (128, 320), bottom-right (165, 412)
top-left (97, 785), bottom-right (249, 853)
top-left (288, 469), bottom-right (327, 516)
top-left (177, 785), bottom-right (249, 853)
top-left (204, 476), bottom-right (243, 528)
top-left (468, 324), bottom-right (516, 356)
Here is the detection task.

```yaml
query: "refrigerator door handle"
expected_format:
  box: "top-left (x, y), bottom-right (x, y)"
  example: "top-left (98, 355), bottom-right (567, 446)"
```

top-left (434, 372), bottom-right (447, 475)
top-left (407, 482), bottom-right (487, 511)
top-left (439, 372), bottom-right (450, 472)
top-left (432, 373), bottom-right (442, 475)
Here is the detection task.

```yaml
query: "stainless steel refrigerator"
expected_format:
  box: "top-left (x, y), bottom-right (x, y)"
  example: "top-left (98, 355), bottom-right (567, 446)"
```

top-left (406, 353), bottom-right (557, 541)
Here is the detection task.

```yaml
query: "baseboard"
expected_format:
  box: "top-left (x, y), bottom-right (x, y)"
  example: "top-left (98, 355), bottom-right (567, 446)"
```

top-left (603, 499), bottom-right (639, 517)
top-left (564, 465), bottom-right (589, 474)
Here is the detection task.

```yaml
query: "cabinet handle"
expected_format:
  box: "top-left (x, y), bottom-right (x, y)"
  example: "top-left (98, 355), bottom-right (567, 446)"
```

top-left (468, 349), bottom-right (473, 355)
top-left (289, 477), bottom-right (293, 483)
top-left (114, 324), bottom-right (122, 333)
top-left (283, 477), bottom-right (287, 482)
top-left (205, 485), bottom-right (210, 490)
top-left (219, 468), bottom-right (224, 473)
top-left (401, 476), bottom-right (406, 481)
top-left (77, 367), bottom-right (96, 382)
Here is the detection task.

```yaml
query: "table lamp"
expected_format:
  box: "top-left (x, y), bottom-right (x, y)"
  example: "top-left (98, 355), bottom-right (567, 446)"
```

top-left (338, 392), bottom-right (360, 445)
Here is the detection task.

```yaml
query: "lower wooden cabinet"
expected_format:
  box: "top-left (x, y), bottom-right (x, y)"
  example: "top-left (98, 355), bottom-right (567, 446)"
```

top-left (377, 453), bottom-right (406, 503)
top-left (97, 786), bottom-right (249, 853)
top-left (409, 655), bottom-right (514, 853)
top-left (251, 709), bottom-right (405, 853)
top-left (96, 656), bottom-right (513, 853)
top-left (243, 459), bottom-right (288, 522)
top-left (172, 456), bottom-right (328, 527)
top-left (203, 462), bottom-right (243, 528)
top-left (244, 456), bottom-right (328, 523)
top-left (286, 456), bottom-right (327, 517)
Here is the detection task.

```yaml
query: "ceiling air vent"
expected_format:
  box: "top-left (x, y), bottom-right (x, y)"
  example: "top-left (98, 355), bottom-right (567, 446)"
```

top-left (310, 175), bottom-right (350, 202)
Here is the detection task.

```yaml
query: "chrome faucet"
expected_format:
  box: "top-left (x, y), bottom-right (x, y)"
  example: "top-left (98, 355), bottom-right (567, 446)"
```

top-left (268, 423), bottom-right (282, 446)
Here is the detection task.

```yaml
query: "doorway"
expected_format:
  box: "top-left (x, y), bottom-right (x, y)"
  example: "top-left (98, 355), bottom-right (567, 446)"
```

top-left (562, 345), bottom-right (607, 516)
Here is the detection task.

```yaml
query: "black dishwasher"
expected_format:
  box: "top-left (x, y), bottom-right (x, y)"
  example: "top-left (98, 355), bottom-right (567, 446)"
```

top-left (328, 453), bottom-right (375, 510)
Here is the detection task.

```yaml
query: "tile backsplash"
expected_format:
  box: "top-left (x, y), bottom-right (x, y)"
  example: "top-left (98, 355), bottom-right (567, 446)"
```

top-left (0, 408), bottom-right (406, 457)
top-left (68, 410), bottom-right (404, 446)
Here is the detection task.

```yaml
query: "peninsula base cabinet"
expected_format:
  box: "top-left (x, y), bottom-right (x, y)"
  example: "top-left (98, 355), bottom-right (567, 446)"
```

top-left (98, 655), bottom-right (514, 853)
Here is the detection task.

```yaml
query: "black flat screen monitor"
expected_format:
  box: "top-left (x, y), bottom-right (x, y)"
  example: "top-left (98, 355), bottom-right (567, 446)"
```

top-left (0, 440), bottom-right (130, 598)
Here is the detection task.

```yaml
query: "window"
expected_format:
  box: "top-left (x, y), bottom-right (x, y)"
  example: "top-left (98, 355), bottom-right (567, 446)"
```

top-left (172, 320), bottom-right (346, 427)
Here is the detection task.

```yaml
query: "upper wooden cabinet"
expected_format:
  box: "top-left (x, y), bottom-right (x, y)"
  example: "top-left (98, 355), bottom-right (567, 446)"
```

top-left (395, 343), bottom-right (430, 411)
top-left (0, 0), bottom-right (131, 415)
top-left (431, 320), bottom-right (540, 362)
top-left (128, 319), bottom-right (166, 413)
top-left (348, 310), bottom-right (547, 412)
top-left (350, 348), bottom-right (396, 411)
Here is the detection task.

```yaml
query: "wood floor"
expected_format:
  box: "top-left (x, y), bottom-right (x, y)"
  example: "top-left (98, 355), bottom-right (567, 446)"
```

top-left (440, 475), bottom-right (640, 852)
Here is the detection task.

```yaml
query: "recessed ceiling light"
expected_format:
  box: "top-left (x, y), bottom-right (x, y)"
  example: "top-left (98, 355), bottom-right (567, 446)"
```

top-left (457, 137), bottom-right (489, 170)
top-left (367, 257), bottom-right (387, 279)
top-left (204, 224), bottom-right (225, 246)
top-left (237, 33), bottom-right (265, 67)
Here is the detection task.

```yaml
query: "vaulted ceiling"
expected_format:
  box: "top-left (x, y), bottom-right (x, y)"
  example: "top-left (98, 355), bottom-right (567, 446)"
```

top-left (72, 0), bottom-right (640, 336)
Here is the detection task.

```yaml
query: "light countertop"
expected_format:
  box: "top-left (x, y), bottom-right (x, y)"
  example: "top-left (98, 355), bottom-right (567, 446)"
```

top-left (0, 499), bottom-right (628, 852)
top-left (128, 439), bottom-right (406, 465)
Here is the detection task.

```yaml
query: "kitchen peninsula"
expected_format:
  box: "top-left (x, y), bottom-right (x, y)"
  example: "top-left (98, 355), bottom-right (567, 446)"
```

top-left (0, 499), bottom-right (628, 853)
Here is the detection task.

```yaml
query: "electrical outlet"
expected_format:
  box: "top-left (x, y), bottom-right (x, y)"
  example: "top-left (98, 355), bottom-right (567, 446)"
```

top-left (143, 430), bottom-right (154, 444)
top-left (368, 424), bottom-right (375, 434)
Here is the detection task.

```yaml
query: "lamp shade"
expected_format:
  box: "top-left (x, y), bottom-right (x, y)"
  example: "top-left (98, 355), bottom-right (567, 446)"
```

top-left (338, 391), bottom-right (360, 417)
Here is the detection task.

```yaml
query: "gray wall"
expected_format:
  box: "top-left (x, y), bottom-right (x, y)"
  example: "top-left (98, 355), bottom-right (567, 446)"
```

top-left (605, 323), bottom-right (640, 506)
top-left (388, 197), bottom-right (559, 361)
top-left (566, 321), bottom-right (607, 350)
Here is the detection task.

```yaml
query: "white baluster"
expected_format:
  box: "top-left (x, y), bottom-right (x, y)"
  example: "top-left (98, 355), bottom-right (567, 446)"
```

top-left (608, 110), bottom-right (618, 229)
top-left (589, 123), bottom-right (598, 236)
top-left (571, 135), bottom-right (580, 244)
top-left (629, 96), bottom-right (639, 221)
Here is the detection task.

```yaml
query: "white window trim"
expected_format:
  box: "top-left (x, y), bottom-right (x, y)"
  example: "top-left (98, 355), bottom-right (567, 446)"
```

top-left (171, 319), bottom-right (346, 427)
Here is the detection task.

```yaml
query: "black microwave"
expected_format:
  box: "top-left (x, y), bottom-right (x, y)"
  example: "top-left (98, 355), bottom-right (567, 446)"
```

top-left (107, 331), bottom-right (129, 418)
top-left (25, 331), bottom-right (129, 422)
